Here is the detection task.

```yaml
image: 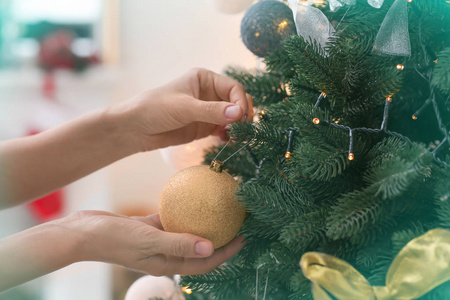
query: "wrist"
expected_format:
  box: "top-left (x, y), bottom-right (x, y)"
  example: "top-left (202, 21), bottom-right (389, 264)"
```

top-left (0, 219), bottom-right (83, 290)
top-left (39, 218), bottom-right (87, 266)
top-left (102, 100), bottom-right (144, 155)
top-left (107, 90), bottom-right (163, 152)
top-left (58, 211), bottom-right (116, 264)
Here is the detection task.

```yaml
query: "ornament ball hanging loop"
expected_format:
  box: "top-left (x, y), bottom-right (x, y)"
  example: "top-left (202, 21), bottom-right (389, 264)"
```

top-left (210, 160), bottom-right (224, 173)
top-left (210, 132), bottom-right (256, 173)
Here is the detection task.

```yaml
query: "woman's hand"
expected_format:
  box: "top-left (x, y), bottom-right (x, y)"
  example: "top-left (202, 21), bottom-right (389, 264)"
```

top-left (113, 68), bottom-right (254, 151)
top-left (70, 211), bottom-right (246, 276)
top-left (0, 68), bottom-right (252, 206)
top-left (0, 210), bottom-right (246, 291)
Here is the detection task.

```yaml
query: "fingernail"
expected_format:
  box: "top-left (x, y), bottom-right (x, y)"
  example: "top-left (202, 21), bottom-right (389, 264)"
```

top-left (224, 105), bottom-right (241, 120)
top-left (195, 241), bottom-right (212, 257)
top-left (242, 113), bottom-right (248, 122)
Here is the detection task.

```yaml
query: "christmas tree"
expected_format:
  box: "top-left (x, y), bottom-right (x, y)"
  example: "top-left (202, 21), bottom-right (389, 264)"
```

top-left (181, 0), bottom-right (450, 299)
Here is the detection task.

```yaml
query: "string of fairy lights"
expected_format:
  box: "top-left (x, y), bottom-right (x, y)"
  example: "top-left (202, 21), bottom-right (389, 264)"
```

top-left (244, 86), bottom-right (449, 176)
top-left (266, 77), bottom-right (449, 169)
top-left (242, 4), bottom-right (450, 172)
top-left (244, 56), bottom-right (449, 173)
top-left (255, 91), bottom-right (413, 163)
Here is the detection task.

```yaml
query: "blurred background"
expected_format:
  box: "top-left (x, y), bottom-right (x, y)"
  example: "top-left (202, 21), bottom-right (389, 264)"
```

top-left (0, 0), bottom-right (257, 299)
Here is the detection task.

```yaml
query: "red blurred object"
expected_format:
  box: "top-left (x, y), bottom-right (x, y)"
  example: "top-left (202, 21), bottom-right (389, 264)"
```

top-left (39, 30), bottom-right (76, 70)
top-left (26, 129), bottom-right (65, 222)
top-left (42, 71), bottom-right (56, 99)
top-left (38, 30), bottom-right (99, 72)
top-left (28, 189), bottom-right (64, 222)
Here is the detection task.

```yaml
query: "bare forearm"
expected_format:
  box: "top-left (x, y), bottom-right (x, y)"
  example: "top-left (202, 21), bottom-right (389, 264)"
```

top-left (0, 220), bottom-right (81, 291)
top-left (0, 106), bottom-right (138, 208)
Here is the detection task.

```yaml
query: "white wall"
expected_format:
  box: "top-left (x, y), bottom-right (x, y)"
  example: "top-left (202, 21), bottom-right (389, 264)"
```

top-left (119, 0), bottom-right (257, 93)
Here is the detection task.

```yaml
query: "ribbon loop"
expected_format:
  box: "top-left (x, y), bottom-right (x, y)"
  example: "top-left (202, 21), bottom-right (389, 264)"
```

top-left (328, 0), bottom-right (344, 12)
top-left (300, 229), bottom-right (450, 300)
top-left (289, 0), bottom-right (335, 52)
top-left (372, 286), bottom-right (391, 300)
top-left (373, 0), bottom-right (411, 56)
top-left (288, 0), bottom-right (411, 57)
top-left (384, 228), bottom-right (450, 298)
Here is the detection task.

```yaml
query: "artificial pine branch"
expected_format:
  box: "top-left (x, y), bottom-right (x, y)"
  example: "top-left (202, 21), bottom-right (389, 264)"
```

top-left (280, 210), bottom-right (328, 251)
top-left (288, 269), bottom-right (314, 300)
top-left (363, 143), bottom-right (432, 200)
top-left (224, 67), bottom-right (288, 107)
top-left (180, 265), bottom-right (253, 299)
top-left (264, 48), bottom-right (296, 79)
top-left (326, 185), bottom-right (385, 240)
top-left (432, 47), bottom-right (450, 93)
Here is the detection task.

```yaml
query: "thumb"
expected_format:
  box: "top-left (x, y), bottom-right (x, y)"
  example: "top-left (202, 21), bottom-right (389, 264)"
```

top-left (186, 99), bottom-right (244, 126)
top-left (154, 231), bottom-right (214, 258)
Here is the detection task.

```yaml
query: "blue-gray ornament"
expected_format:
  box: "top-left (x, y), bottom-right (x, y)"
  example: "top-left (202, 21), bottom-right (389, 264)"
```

top-left (240, 1), bottom-right (296, 57)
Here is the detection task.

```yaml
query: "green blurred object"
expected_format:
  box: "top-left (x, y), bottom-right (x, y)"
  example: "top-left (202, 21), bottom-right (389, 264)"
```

top-left (22, 21), bottom-right (92, 40)
top-left (0, 285), bottom-right (42, 300)
top-left (0, 0), bottom-right (93, 69)
top-left (0, 0), bottom-right (13, 68)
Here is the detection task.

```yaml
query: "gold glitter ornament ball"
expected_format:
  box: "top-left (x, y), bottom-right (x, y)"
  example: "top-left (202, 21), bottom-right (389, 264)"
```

top-left (159, 161), bottom-right (246, 249)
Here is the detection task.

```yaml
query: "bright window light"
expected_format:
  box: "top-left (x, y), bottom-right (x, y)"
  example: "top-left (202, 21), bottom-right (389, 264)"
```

top-left (11, 0), bottom-right (101, 23)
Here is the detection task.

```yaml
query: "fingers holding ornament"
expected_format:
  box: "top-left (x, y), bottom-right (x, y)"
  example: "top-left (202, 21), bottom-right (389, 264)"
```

top-left (176, 236), bottom-right (247, 276)
top-left (155, 236), bottom-right (247, 276)
top-left (130, 213), bottom-right (164, 230)
top-left (202, 70), bottom-right (251, 123)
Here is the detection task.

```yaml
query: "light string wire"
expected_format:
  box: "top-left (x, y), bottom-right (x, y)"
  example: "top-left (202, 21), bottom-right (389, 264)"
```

top-left (255, 264), bottom-right (270, 300)
top-left (414, 15), bottom-right (450, 167)
top-left (255, 264), bottom-right (261, 300)
top-left (380, 97), bottom-right (392, 130)
top-left (255, 252), bottom-right (278, 300)
top-left (263, 270), bottom-right (269, 300)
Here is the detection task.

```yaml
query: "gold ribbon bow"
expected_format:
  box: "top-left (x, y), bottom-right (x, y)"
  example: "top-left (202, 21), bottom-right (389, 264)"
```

top-left (300, 228), bottom-right (450, 300)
